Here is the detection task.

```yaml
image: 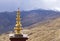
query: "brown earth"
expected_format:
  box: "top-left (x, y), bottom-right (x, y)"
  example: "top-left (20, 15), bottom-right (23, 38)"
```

top-left (0, 18), bottom-right (60, 41)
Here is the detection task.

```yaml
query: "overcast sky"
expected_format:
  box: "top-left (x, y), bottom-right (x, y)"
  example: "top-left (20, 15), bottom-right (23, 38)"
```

top-left (0, 0), bottom-right (60, 12)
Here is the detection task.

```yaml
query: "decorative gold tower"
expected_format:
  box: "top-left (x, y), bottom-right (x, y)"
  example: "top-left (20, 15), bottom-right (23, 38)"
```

top-left (14, 8), bottom-right (22, 35)
top-left (9, 8), bottom-right (28, 41)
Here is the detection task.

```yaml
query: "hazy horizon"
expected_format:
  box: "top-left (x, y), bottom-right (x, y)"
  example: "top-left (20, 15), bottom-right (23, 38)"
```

top-left (0, 0), bottom-right (60, 12)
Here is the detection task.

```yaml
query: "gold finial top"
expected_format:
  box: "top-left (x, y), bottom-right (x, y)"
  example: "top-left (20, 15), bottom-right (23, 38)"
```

top-left (14, 8), bottom-right (22, 34)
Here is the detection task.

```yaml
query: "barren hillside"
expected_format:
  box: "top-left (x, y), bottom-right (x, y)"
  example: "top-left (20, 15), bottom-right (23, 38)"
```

top-left (0, 18), bottom-right (60, 41)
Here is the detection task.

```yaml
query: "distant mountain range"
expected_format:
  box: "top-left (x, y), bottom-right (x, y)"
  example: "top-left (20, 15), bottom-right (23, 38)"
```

top-left (0, 9), bottom-right (60, 34)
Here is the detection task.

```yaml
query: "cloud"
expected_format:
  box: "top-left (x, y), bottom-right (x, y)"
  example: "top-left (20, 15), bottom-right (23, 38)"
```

top-left (0, 0), bottom-right (18, 12)
top-left (0, 0), bottom-right (60, 12)
top-left (43, 0), bottom-right (57, 3)
top-left (53, 7), bottom-right (60, 11)
top-left (20, 0), bottom-right (60, 11)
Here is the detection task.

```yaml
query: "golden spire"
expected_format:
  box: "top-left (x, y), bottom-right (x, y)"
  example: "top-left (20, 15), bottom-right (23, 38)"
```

top-left (14, 8), bottom-right (22, 34)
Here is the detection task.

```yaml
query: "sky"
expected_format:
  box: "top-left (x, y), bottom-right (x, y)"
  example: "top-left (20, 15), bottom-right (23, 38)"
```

top-left (0, 0), bottom-right (60, 12)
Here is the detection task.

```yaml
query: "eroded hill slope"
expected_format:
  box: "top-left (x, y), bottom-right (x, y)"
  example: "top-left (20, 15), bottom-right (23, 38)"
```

top-left (0, 18), bottom-right (60, 41)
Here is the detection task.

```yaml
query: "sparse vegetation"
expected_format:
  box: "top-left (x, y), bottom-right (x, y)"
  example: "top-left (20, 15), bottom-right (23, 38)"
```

top-left (0, 18), bottom-right (60, 41)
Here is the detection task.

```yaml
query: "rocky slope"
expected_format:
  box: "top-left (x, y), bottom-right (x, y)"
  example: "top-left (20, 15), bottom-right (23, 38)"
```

top-left (0, 18), bottom-right (60, 41)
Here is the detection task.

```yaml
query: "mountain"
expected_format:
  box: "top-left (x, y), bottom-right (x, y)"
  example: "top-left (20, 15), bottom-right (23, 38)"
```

top-left (0, 9), bottom-right (60, 34)
top-left (27, 18), bottom-right (60, 41)
top-left (0, 18), bottom-right (60, 41)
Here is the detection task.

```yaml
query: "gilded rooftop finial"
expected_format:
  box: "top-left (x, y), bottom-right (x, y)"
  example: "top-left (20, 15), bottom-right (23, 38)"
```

top-left (14, 8), bottom-right (22, 34)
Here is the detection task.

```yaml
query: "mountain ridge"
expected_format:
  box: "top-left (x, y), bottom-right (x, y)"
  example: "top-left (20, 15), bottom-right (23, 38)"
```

top-left (0, 9), bottom-right (60, 34)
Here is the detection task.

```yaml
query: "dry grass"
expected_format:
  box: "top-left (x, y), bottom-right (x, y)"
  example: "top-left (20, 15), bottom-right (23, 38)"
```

top-left (0, 18), bottom-right (60, 41)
